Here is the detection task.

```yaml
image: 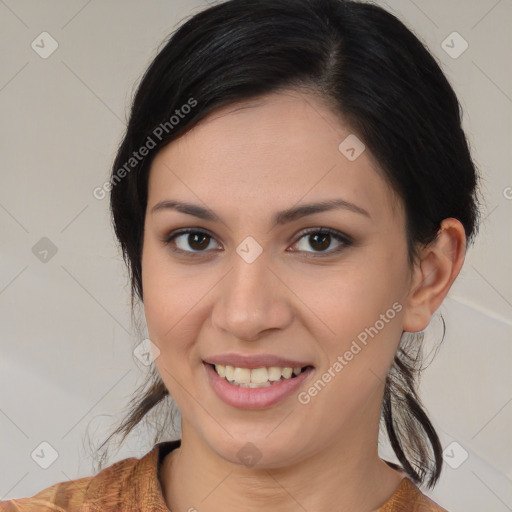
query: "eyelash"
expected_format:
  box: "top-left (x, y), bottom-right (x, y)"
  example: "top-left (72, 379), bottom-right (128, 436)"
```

top-left (163, 227), bottom-right (353, 258)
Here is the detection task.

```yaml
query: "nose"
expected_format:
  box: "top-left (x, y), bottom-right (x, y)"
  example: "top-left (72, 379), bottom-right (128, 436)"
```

top-left (211, 251), bottom-right (293, 342)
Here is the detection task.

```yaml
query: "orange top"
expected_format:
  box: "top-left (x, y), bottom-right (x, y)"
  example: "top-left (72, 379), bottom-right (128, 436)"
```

top-left (0, 440), bottom-right (448, 511)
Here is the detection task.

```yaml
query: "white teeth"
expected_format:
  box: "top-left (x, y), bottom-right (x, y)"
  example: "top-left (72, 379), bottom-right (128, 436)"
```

top-left (225, 365), bottom-right (234, 381)
top-left (216, 364), bottom-right (226, 378)
top-left (233, 367), bottom-right (251, 384)
top-left (251, 367), bottom-right (269, 383)
top-left (249, 381), bottom-right (272, 388)
top-left (281, 367), bottom-right (293, 379)
top-left (268, 366), bottom-right (282, 381)
top-left (213, 363), bottom-right (306, 387)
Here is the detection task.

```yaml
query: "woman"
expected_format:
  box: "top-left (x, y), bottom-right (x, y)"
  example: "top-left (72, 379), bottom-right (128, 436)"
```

top-left (0, 0), bottom-right (480, 510)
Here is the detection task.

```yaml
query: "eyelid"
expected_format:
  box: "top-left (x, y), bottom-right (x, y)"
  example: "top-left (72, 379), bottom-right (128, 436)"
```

top-left (163, 226), bottom-right (353, 257)
top-left (291, 227), bottom-right (352, 255)
top-left (163, 228), bottom-right (221, 255)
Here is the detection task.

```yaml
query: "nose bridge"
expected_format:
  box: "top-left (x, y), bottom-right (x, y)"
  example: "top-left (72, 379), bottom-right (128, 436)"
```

top-left (212, 246), bottom-right (290, 341)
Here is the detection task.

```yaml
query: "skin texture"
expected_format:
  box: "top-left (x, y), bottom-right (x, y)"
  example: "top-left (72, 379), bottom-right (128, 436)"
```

top-left (141, 90), bottom-right (466, 512)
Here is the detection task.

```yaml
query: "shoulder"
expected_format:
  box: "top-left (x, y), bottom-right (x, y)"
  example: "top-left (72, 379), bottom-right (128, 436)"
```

top-left (377, 477), bottom-right (450, 512)
top-left (0, 442), bottom-right (174, 512)
top-left (0, 471), bottom-right (99, 512)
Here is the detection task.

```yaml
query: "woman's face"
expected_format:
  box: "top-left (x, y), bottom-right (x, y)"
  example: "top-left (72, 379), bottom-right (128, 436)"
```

top-left (142, 90), bottom-right (415, 467)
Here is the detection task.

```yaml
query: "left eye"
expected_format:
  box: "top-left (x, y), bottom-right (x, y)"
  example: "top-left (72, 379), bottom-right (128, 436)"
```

top-left (291, 228), bottom-right (352, 255)
top-left (164, 228), bottom-right (352, 256)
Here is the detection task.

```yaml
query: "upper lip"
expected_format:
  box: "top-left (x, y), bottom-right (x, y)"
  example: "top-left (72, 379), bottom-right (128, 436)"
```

top-left (203, 353), bottom-right (313, 369)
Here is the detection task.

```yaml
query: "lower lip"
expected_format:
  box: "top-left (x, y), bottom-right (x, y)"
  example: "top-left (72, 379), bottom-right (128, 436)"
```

top-left (204, 363), bottom-right (314, 410)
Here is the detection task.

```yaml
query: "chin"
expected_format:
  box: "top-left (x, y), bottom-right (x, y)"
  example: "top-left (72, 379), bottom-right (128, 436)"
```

top-left (200, 429), bottom-right (308, 470)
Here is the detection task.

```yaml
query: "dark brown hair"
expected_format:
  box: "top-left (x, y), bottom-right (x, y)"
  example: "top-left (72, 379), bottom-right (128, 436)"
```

top-left (97, 0), bottom-right (481, 488)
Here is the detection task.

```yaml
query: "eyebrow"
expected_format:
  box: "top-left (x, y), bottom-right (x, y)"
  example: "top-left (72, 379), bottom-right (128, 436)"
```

top-left (151, 198), bottom-right (371, 226)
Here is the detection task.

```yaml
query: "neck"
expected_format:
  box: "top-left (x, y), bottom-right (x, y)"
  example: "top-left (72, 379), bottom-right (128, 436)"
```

top-left (160, 394), bottom-right (406, 512)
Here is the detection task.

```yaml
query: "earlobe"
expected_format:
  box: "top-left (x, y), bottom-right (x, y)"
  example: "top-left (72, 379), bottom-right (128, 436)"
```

top-left (402, 218), bottom-right (467, 333)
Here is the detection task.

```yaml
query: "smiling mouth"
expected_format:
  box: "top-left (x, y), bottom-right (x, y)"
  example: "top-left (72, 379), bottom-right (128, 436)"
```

top-left (207, 363), bottom-right (313, 388)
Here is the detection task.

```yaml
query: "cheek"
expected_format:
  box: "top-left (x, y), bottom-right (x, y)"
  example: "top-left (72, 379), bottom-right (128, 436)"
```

top-left (317, 258), bottom-right (403, 324)
top-left (302, 248), bottom-right (407, 369)
top-left (141, 241), bottom-right (213, 378)
top-left (142, 259), bottom-right (203, 409)
top-left (142, 241), bottom-right (188, 350)
top-left (143, 280), bottom-right (198, 355)
top-left (142, 236), bottom-right (191, 329)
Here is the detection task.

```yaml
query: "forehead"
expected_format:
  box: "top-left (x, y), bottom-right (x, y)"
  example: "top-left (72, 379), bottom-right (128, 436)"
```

top-left (148, 90), bottom-right (402, 224)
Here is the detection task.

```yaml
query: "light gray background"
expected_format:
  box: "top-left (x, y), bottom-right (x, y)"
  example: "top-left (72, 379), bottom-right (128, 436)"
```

top-left (0, 1), bottom-right (511, 510)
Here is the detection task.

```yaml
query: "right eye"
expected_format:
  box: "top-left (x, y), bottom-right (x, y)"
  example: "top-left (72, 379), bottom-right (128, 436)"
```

top-left (164, 228), bottom-right (222, 255)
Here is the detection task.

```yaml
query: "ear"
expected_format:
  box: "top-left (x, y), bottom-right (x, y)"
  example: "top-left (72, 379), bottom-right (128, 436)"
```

top-left (402, 218), bottom-right (467, 333)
